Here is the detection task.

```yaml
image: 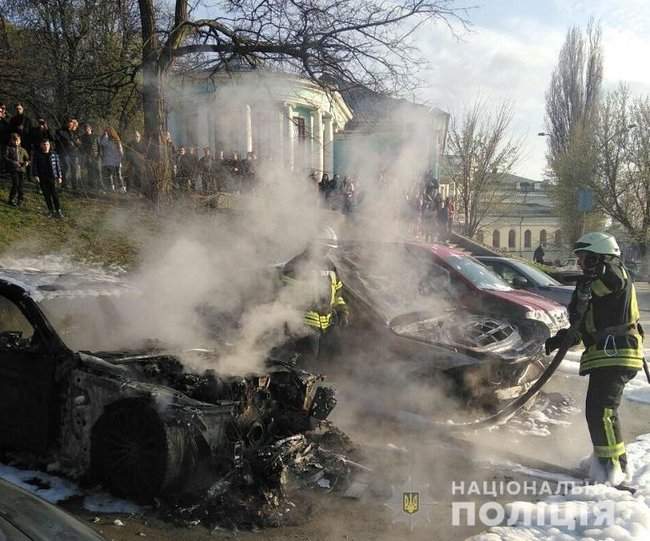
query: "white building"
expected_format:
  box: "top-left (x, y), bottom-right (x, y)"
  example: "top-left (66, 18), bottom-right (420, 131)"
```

top-left (476, 175), bottom-right (564, 261)
top-left (166, 69), bottom-right (353, 176)
top-left (443, 173), bottom-right (566, 262)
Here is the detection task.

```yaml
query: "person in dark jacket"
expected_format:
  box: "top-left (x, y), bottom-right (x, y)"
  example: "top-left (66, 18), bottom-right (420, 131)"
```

top-left (198, 147), bottom-right (214, 193)
top-left (8, 103), bottom-right (32, 150)
top-left (546, 232), bottom-right (642, 486)
top-left (32, 139), bottom-right (64, 218)
top-left (0, 104), bottom-right (9, 174)
top-left (56, 118), bottom-right (81, 191)
top-left (175, 146), bottom-right (193, 191)
top-left (79, 124), bottom-right (101, 190)
top-left (30, 118), bottom-right (54, 152)
top-left (5, 133), bottom-right (30, 207)
top-left (533, 244), bottom-right (545, 264)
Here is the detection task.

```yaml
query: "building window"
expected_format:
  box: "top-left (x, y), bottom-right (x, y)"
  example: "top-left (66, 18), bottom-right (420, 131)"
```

top-left (524, 230), bottom-right (532, 248)
top-left (540, 229), bottom-right (547, 246)
top-left (477, 231), bottom-right (484, 244)
top-left (293, 116), bottom-right (306, 140)
top-left (555, 230), bottom-right (562, 246)
top-left (492, 230), bottom-right (500, 248)
top-left (508, 230), bottom-right (516, 249)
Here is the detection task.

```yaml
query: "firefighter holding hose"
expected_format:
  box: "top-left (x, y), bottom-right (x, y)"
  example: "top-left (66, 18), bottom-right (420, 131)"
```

top-left (545, 232), bottom-right (644, 486)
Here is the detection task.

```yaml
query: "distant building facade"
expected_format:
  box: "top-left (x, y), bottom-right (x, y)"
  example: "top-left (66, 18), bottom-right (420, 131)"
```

top-left (443, 173), bottom-right (565, 262)
top-left (167, 69), bottom-right (353, 176)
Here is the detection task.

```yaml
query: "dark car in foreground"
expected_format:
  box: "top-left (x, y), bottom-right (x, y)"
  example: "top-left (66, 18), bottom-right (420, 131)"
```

top-left (308, 241), bottom-right (568, 412)
top-left (0, 478), bottom-right (106, 540)
top-left (0, 270), bottom-right (335, 502)
top-left (476, 256), bottom-right (575, 306)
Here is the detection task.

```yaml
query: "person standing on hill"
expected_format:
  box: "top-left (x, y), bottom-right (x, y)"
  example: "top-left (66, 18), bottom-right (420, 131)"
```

top-left (32, 139), bottom-right (64, 218)
top-left (99, 127), bottom-right (125, 192)
top-left (56, 117), bottom-right (81, 191)
top-left (5, 133), bottom-right (30, 207)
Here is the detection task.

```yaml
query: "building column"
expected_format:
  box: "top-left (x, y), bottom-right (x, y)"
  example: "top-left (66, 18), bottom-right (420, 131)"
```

top-left (311, 108), bottom-right (323, 174)
top-left (277, 108), bottom-right (285, 166)
top-left (323, 115), bottom-right (334, 175)
top-left (243, 104), bottom-right (253, 155)
top-left (285, 103), bottom-right (294, 172)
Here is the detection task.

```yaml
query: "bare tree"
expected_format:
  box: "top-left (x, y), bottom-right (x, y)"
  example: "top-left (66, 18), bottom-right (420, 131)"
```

top-left (544, 19), bottom-right (603, 244)
top-left (0, 0), bottom-right (142, 127)
top-left (591, 86), bottom-right (650, 258)
top-left (445, 100), bottom-right (521, 238)
top-left (136, 0), bottom-right (470, 200)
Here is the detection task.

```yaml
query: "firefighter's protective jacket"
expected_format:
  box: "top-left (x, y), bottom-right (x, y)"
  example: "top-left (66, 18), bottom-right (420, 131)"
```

top-left (569, 257), bottom-right (644, 375)
top-left (281, 250), bottom-right (347, 332)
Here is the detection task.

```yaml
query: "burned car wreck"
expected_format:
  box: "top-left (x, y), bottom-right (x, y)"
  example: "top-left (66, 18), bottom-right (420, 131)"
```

top-left (306, 241), bottom-right (554, 412)
top-left (0, 271), bottom-right (336, 502)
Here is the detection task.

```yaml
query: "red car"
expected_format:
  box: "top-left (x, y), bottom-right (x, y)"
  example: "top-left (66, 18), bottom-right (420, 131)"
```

top-left (319, 241), bottom-right (569, 411)
top-left (427, 243), bottom-right (569, 341)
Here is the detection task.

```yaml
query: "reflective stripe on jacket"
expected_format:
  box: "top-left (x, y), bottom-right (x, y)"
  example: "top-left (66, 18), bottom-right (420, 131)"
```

top-left (283, 269), bottom-right (346, 331)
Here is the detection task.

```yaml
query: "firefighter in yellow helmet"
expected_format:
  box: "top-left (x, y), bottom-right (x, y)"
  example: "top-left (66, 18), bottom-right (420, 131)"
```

top-left (545, 232), bottom-right (643, 485)
top-left (281, 226), bottom-right (349, 361)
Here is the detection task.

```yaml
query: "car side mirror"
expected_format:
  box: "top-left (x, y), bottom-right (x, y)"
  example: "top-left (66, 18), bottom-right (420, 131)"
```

top-left (512, 276), bottom-right (528, 289)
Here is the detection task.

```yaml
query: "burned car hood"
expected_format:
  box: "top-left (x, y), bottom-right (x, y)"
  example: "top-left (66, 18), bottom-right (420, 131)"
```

top-left (388, 310), bottom-right (537, 361)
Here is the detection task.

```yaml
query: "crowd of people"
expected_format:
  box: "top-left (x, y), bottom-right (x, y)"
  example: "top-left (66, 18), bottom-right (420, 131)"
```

top-left (317, 173), bottom-right (358, 214)
top-left (0, 103), bottom-right (146, 217)
top-left (0, 102), bottom-right (273, 217)
top-left (401, 178), bottom-right (455, 241)
top-left (1, 102), bottom-right (456, 228)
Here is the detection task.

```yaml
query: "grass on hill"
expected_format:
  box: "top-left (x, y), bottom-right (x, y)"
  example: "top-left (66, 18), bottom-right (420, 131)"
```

top-left (0, 182), bottom-right (159, 269)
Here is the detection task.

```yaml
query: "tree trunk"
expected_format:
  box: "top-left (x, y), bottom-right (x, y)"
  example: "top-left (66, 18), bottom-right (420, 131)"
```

top-left (141, 61), bottom-right (172, 205)
top-left (138, 0), bottom-right (171, 205)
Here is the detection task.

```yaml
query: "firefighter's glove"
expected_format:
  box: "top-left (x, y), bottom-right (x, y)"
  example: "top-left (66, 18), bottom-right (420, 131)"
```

top-left (339, 311), bottom-right (351, 327)
top-left (545, 329), bottom-right (568, 356)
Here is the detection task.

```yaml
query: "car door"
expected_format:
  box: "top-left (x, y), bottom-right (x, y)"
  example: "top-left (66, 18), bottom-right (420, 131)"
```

top-left (0, 293), bottom-right (57, 453)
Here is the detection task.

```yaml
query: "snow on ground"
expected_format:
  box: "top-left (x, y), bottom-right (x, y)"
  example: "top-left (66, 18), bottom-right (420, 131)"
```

top-left (0, 463), bottom-right (80, 503)
top-left (466, 434), bottom-right (650, 541)
top-left (0, 254), bottom-right (127, 275)
top-left (0, 463), bottom-right (142, 514)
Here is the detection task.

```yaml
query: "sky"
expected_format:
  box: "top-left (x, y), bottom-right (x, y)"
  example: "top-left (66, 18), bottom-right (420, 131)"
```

top-left (416, 0), bottom-right (650, 180)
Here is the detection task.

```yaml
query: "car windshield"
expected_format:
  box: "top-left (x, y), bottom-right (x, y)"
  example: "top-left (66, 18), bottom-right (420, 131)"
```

top-left (39, 293), bottom-right (161, 352)
top-left (335, 244), bottom-right (455, 320)
top-left (511, 260), bottom-right (561, 286)
top-left (443, 254), bottom-right (512, 291)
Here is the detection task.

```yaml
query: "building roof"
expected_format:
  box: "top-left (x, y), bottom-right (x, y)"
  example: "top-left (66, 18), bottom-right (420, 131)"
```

top-left (339, 86), bottom-right (448, 131)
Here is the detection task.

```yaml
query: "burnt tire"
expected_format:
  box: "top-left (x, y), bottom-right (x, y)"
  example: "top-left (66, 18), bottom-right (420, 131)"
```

top-left (90, 400), bottom-right (173, 502)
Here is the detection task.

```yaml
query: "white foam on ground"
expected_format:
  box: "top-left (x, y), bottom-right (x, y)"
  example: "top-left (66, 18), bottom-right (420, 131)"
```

top-left (466, 433), bottom-right (650, 540)
top-left (0, 463), bottom-right (80, 503)
top-left (0, 463), bottom-right (142, 514)
top-left (623, 373), bottom-right (650, 405)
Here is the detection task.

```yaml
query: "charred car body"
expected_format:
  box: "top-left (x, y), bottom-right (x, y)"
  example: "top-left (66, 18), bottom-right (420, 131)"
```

top-left (304, 241), bottom-right (566, 411)
top-left (0, 271), bottom-right (335, 502)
